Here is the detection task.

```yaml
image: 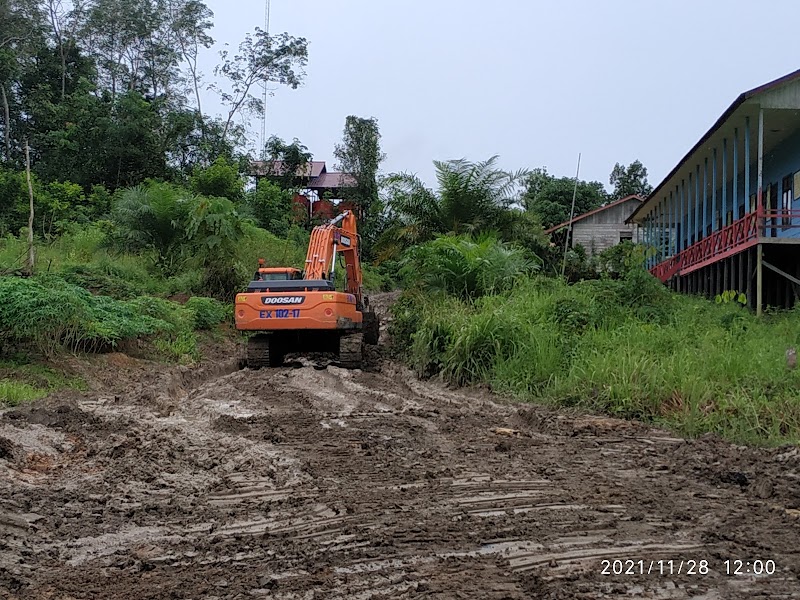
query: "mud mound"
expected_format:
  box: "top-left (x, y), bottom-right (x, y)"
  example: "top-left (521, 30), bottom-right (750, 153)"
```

top-left (0, 436), bottom-right (18, 462)
top-left (0, 351), bottom-right (799, 598)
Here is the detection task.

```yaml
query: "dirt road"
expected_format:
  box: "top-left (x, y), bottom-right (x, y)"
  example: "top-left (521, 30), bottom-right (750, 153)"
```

top-left (1, 339), bottom-right (800, 598)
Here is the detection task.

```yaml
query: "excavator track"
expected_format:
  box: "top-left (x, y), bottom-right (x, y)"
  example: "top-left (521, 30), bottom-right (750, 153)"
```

top-left (362, 310), bottom-right (380, 345)
top-left (338, 332), bottom-right (363, 369)
top-left (247, 335), bottom-right (282, 369)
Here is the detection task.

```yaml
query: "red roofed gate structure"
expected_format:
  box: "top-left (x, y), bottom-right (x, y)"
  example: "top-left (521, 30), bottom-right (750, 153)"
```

top-left (251, 160), bottom-right (356, 224)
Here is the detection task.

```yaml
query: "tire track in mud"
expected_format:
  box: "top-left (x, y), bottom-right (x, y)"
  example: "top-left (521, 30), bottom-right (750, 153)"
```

top-left (1, 353), bottom-right (799, 599)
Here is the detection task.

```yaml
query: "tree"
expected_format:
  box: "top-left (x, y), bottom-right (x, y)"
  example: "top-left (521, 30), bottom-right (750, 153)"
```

top-left (609, 159), bottom-right (652, 199)
top-left (33, 90), bottom-right (170, 188)
top-left (0, 164), bottom-right (28, 234)
top-left (334, 116), bottom-right (385, 255)
top-left (262, 135), bottom-right (311, 190)
top-left (166, 0), bottom-right (213, 129)
top-left (0, 0), bottom-right (46, 162)
top-left (43, 0), bottom-right (78, 100)
top-left (334, 116), bottom-right (384, 217)
top-left (190, 156), bottom-right (243, 200)
top-left (523, 168), bottom-right (608, 230)
top-left (243, 178), bottom-right (293, 237)
top-left (378, 156), bottom-right (528, 260)
top-left (214, 29), bottom-right (307, 148)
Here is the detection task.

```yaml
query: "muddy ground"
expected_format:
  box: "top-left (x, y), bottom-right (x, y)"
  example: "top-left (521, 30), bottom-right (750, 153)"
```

top-left (1, 321), bottom-right (800, 598)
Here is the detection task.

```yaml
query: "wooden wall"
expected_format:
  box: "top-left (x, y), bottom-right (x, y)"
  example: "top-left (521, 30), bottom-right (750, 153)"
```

top-left (571, 199), bottom-right (641, 254)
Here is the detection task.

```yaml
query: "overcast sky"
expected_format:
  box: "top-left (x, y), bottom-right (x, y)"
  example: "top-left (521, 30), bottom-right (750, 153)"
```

top-left (200, 0), bottom-right (800, 192)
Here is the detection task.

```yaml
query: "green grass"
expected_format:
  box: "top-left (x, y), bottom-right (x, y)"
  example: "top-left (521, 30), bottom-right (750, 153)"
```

top-left (393, 270), bottom-right (800, 446)
top-left (0, 358), bottom-right (88, 390)
top-left (0, 357), bottom-right (88, 407)
top-left (0, 380), bottom-right (46, 406)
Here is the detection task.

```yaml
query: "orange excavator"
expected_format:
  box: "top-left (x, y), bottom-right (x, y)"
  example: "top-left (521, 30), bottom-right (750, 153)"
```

top-left (234, 210), bottom-right (379, 369)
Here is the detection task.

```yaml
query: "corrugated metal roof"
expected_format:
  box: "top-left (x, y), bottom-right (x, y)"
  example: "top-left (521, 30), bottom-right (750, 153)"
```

top-left (628, 68), bottom-right (800, 224)
top-left (309, 172), bottom-right (357, 189)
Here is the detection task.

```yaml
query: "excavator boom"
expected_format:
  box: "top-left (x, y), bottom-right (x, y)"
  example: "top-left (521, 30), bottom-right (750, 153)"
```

top-left (304, 211), bottom-right (363, 306)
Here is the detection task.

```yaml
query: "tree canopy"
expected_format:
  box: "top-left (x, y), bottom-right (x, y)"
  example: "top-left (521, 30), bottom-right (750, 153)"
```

top-left (0, 0), bottom-right (306, 187)
top-left (609, 159), bottom-right (652, 199)
top-left (334, 116), bottom-right (385, 256)
top-left (378, 156), bottom-right (536, 260)
top-left (522, 168), bottom-right (609, 230)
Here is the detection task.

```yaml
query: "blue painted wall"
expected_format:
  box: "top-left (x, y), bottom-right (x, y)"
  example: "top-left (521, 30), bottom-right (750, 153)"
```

top-left (761, 128), bottom-right (800, 239)
top-left (668, 126), bottom-right (800, 253)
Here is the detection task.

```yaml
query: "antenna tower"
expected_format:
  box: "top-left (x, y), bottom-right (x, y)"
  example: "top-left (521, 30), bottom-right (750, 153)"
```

top-left (259, 0), bottom-right (271, 159)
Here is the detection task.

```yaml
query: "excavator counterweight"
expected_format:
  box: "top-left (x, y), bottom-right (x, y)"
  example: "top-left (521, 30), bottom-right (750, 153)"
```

top-left (234, 210), bottom-right (379, 368)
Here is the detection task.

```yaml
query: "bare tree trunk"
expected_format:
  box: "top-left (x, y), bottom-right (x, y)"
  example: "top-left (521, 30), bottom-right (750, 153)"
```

top-left (25, 140), bottom-right (35, 275)
top-left (220, 88), bottom-right (252, 150)
top-left (188, 58), bottom-right (205, 141)
top-left (47, 0), bottom-right (67, 100)
top-left (1, 84), bottom-right (10, 161)
top-left (191, 62), bottom-right (203, 121)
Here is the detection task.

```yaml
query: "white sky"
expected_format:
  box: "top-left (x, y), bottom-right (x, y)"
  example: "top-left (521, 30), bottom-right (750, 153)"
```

top-left (200, 0), bottom-right (800, 191)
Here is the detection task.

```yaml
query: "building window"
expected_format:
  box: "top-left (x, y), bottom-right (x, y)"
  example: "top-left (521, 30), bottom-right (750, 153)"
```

top-left (782, 174), bottom-right (793, 227)
top-left (619, 231), bottom-right (633, 243)
top-left (793, 171), bottom-right (800, 202)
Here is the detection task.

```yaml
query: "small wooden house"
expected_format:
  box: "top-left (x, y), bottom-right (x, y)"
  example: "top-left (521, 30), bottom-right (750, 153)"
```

top-left (545, 195), bottom-right (644, 254)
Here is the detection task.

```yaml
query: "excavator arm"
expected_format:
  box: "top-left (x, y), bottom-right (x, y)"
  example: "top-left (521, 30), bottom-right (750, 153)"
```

top-left (304, 210), bottom-right (364, 307)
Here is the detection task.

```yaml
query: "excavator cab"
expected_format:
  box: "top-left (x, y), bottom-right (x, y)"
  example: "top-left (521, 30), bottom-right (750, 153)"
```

top-left (235, 211), bottom-right (379, 369)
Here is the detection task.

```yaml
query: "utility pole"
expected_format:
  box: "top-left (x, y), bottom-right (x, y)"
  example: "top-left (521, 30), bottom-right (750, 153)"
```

top-left (259, 0), bottom-right (271, 159)
top-left (561, 153), bottom-right (582, 278)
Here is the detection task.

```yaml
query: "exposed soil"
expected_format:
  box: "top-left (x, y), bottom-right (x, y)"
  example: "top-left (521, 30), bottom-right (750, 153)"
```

top-left (1, 301), bottom-right (800, 599)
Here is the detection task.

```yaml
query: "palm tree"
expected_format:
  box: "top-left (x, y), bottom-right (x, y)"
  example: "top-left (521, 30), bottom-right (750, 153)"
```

top-left (111, 183), bottom-right (194, 270)
top-left (377, 156), bottom-right (529, 260)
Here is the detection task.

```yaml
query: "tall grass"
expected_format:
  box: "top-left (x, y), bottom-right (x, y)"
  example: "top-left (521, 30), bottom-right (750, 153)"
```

top-left (393, 258), bottom-right (800, 445)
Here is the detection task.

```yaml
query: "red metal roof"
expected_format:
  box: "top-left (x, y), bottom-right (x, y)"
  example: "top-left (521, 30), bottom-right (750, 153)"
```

top-left (310, 172), bottom-right (356, 190)
top-left (252, 160), bottom-right (327, 178)
top-left (250, 158), bottom-right (355, 190)
top-left (544, 195), bottom-right (644, 234)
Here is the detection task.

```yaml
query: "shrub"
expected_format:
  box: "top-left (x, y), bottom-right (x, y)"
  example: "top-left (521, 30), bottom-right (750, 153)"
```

top-left (185, 296), bottom-right (229, 329)
top-left (0, 276), bottom-right (96, 353)
top-left (191, 157), bottom-right (244, 200)
top-left (242, 179), bottom-right (294, 237)
top-left (59, 264), bottom-right (140, 299)
top-left (110, 182), bottom-right (193, 271)
top-left (185, 196), bottom-right (248, 300)
top-left (400, 235), bottom-right (538, 300)
top-left (0, 277), bottom-right (190, 356)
